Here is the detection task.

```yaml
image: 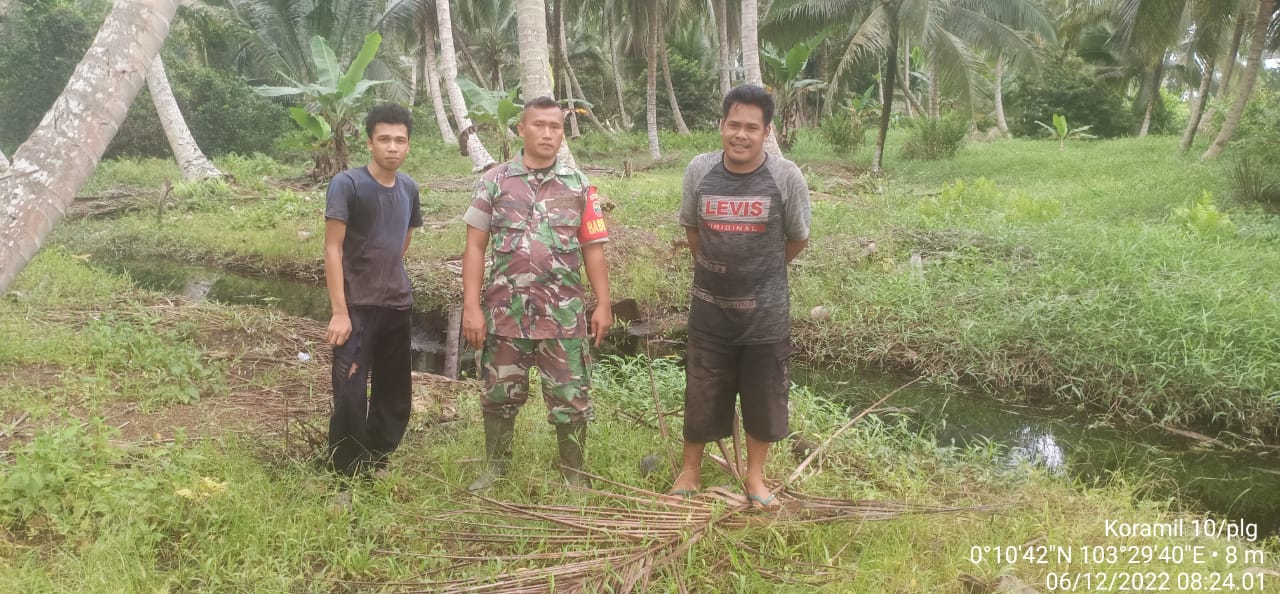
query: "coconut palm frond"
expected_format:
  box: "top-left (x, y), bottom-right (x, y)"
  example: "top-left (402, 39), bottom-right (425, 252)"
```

top-left (335, 378), bottom-right (1006, 592)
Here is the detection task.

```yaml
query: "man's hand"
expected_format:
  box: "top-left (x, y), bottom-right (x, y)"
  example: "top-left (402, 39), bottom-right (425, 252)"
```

top-left (590, 304), bottom-right (613, 347)
top-left (462, 304), bottom-right (486, 350)
top-left (327, 313), bottom-right (352, 346)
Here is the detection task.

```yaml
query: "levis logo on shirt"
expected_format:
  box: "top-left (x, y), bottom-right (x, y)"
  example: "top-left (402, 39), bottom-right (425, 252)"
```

top-left (701, 195), bottom-right (769, 233)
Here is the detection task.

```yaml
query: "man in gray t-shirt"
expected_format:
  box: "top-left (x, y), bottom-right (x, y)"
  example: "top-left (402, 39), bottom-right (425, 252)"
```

top-left (323, 103), bottom-right (422, 479)
top-left (668, 86), bottom-right (811, 509)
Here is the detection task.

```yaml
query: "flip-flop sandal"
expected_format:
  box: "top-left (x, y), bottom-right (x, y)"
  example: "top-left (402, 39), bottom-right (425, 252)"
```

top-left (748, 493), bottom-right (780, 510)
top-left (664, 489), bottom-right (698, 499)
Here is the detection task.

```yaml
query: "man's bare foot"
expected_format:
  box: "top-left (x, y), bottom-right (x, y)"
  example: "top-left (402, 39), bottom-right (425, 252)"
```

top-left (665, 469), bottom-right (702, 499)
top-left (744, 477), bottom-right (777, 509)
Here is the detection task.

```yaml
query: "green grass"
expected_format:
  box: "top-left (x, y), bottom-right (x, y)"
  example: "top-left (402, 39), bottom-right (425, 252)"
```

top-left (55, 132), bottom-right (1280, 439)
top-left (2, 253), bottom-right (1278, 591)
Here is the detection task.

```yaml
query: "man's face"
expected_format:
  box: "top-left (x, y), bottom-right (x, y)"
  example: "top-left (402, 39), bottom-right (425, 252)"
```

top-left (367, 122), bottom-right (410, 171)
top-left (720, 103), bottom-right (769, 169)
top-left (517, 106), bottom-right (565, 163)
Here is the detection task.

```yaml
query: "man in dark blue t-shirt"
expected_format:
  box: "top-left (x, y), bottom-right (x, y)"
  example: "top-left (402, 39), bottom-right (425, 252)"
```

top-left (323, 103), bottom-right (422, 478)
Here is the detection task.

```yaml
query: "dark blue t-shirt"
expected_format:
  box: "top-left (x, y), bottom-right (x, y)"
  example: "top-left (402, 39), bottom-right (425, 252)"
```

top-left (324, 166), bottom-right (422, 308)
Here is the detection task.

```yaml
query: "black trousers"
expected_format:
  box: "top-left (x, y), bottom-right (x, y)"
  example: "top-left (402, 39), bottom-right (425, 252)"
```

top-left (329, 306), bottom-right (413, 476)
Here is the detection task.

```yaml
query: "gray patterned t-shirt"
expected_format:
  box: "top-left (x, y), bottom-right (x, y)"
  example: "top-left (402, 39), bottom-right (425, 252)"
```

top-left (679, 152), bottom-right (811, 344)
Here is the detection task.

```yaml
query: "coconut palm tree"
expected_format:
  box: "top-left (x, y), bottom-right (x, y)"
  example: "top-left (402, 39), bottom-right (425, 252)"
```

top-left (771, 0), bottom-right (1054, 170)
top-left (378, 0), bottom-right (458, 145)
top-left (742, 0), bottom-right (784, 157)
top-left (1202, 0), bottom-right (1275, 160)
top-left (219, 0), bottom-right (386, 85)
top-left (516, 0), bottom-right (577, 168)
top-left (437, 0), bottom-right (497, 171)
top-left (148, 55), bottom-right (223, 181)
top-left (657, 1), bottom-right (692, 134)
top-left (2, 0), bottom-right (181, 293)
top-left (1178, 0), bottom-right (1238, 152)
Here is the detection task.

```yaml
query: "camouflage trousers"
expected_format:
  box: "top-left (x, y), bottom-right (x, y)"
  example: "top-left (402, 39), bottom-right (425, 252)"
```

top-left (481, 334), bottom-right (595, 424)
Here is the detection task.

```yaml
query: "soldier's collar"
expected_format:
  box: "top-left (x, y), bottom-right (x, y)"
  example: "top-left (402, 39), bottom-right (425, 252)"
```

top-left (510, 151), bottom-right (573, 178)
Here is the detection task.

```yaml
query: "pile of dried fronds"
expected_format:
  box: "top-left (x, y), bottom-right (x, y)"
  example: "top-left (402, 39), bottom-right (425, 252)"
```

top-left (339, 377), bottom-right (1003, 593)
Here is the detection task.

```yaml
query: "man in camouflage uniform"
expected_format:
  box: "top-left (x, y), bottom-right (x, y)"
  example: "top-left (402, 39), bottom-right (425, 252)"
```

top-left (460, 96), bottom-right (612, 491)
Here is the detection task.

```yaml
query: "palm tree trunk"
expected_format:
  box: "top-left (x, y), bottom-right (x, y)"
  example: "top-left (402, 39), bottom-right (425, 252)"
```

top-left (928, 61), bottom-right (940, 119)
top-left (740, 0), bottom-right (782, 157)
top-left (714, 0), bottom-right (731, 97)
top-left (148, 55), bottom-right (221, 181)
top-left (1202, 0), bottom-right (1272, 160)
top-left (1179, 56), bottom-right (1214, 152)
top-left (901, 32), bottom-right (912, 117)
top-left (740, 0), bottom-right (763, 86)
top-left (1217, 9), bottom-right (1248, 101)
top-left (896, 74), bottom-right (926, 118)
top-left (1, 0), bottom-right (180, 293)
top-left (658, 12), bottom-right (690, 134)
top-left (1138, 56), bottom-right (1165, 138)
top-left (437, 0), bottom-right (496, 171)
top-left (409, 54), bottom-right (419, 106)
top-left (421, 11), bottom-right (457, 145)
top-left (517, 0), bottom-right (576, 169)
top-left (567, 61), bottom-right (608, 133)
top-left (872, 3), bottom-right (899, 174)
top-left (645, 16), bottom-right (661, 160)
top-left (605, 4), bottom-right (631, 129)
top-left (993, 55), bottom-right (1011, 138)
top-left (550, 0), bottom-right (581, 138)
top-left (452, 19), bottom-right (488, 88)
top-left (1203, 6), bottom-right (1250, 127)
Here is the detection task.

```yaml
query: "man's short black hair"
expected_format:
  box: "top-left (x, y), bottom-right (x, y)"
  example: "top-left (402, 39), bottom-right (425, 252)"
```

top-left (522, 95), bottom-right (562, 119)
top-left (365, 102), bottom-right (413, 138)
top-left (722, 85), bottom-right (774, 126)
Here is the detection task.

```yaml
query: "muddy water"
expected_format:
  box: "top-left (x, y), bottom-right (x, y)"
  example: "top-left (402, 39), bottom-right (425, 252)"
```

top-left (103, 259), bottom-right (1278, 536)
top-left (795, 370), bottom-right (1280, 537)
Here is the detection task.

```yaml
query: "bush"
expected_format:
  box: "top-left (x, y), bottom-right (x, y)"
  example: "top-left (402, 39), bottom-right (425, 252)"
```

top-left (0, 0), bottom-right (107, 152)
top-left (1008, 52), bottom-right (1136, 139)
top-left (901, 115), bottom-right (968, 161)
top-left (107, 62), bottom-right (289, 158)
top-left (632, 50), bottom-right (722, 131)
top-left (1227, 157), bottom-right (1280, 212)
top-left (1170, 191), bottom-right (1235, 236)
top-left (1219, 88), bottom-right (1280, 211)
top-left (819, 112), bottom-right (864, 156)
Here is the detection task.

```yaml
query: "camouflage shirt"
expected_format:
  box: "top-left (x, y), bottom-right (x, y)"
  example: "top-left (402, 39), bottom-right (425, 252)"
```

top-left (463, 153), bottom-right (608, 339)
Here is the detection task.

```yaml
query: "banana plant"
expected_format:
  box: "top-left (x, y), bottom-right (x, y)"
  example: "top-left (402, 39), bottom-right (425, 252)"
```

top-left (257, 32), bottom-right (388, 178)
top-left (1036, 113), bottom-right (1096, 150)
top-left (457, 78), bottom-right (523, 161)
top-left (762, 33), bottom-right (827, 150)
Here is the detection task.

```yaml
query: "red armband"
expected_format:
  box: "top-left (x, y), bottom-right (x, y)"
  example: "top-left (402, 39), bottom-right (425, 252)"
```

top-left (578, 186), bottom-right (609, 243)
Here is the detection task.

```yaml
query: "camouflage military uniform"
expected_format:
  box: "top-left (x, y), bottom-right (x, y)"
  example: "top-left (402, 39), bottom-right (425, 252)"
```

top-left (462, 153), bottom-right (608, 424)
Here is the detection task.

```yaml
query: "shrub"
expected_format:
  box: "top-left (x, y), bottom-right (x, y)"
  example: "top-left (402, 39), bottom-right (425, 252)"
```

top-left (819, 111), bottom-right (864, 156)
top-left (1008, 52), bottom-right (1136, 139)
top-left (107, 62), bottom-right (289, 158)
top-left (1226, 157), bottom-right (1280, 212)
top-left (0, 0), bottom-right (106, 152)
top-left (901, 115), bottom-right (968, 161)
top-left (1170, 191), bottom-right (1235, 236)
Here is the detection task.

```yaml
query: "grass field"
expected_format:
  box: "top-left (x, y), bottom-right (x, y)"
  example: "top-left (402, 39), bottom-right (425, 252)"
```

top-left (3, 131), bottom-right (1279, 591)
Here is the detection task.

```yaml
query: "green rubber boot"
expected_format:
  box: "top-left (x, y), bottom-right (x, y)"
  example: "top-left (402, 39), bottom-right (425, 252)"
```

top-left (468, 414), bottom-right (515, 492)
top-left (556, 422), bottom-right (591, 488)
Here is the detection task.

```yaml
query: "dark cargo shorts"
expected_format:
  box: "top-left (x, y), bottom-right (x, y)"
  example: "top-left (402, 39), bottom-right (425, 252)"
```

top-left (682, 335), bottom-right (791, 443)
